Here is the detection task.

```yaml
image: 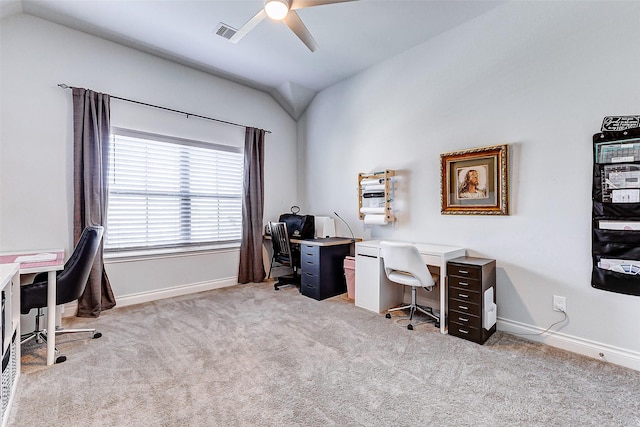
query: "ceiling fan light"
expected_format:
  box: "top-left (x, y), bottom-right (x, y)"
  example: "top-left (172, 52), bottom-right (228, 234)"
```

top-left (264, 0), bottom-right (290, 20)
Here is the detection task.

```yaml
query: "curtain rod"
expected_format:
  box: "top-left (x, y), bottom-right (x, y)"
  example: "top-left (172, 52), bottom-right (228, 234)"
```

top-left (58, 83), bottom-right (271, 134)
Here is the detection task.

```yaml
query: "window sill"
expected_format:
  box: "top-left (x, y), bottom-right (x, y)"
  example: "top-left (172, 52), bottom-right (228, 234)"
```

top-left (104, 243), bottom-right (240, 263)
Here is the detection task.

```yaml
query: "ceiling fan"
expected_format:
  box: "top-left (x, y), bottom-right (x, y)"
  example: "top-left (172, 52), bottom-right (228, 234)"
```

top-left (229, 0), bottom-right (357, 52)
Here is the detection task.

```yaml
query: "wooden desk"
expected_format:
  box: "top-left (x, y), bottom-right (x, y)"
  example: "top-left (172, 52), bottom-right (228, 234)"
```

top-left (289, 237), bottom-right (355, 246)
top-left (0, 250), bottom-right (64, 365)
top-left (354, 240), bottom-right (465, 334)
top-left (265, 236), bottom-right (355, 300)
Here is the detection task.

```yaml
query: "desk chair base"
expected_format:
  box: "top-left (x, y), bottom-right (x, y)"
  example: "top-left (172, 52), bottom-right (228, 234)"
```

top-left (385, 287), bottom-right (440, 330)
top-left (268, 261), bottom-right (300, 292)
top-left (273, 274), bottom-right (301, 291)
top-left (20, 307), bottom-right (102, 363)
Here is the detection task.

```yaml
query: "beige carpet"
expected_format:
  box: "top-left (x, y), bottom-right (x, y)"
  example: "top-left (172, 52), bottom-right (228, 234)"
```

top-left (11, 282), bottom-right (640, 426)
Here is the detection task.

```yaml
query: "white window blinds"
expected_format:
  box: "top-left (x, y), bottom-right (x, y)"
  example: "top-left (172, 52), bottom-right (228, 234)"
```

top-left (106, 128), bottom-right (244, 251)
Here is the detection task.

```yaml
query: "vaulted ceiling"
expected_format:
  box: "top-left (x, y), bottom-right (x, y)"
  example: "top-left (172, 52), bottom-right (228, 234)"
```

top-left (1, 0), bottom-right (505, 119)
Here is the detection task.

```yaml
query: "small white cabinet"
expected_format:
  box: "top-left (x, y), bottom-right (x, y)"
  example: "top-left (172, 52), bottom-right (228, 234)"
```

top-left (354, 242), bottom-right (403, 313)
top-left (0, 264), bottom-right (20, 427)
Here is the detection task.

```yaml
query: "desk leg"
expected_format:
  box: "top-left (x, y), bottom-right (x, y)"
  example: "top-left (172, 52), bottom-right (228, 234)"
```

top-left (47, 271), bottom-right (56, 365)
top-left (439, 274), bottom-right (446, 334)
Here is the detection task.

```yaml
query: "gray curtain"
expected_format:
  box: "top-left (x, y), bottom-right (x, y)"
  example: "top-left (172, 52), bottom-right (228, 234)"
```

top-left (72, 87), bottom-right (116, 317)
top-left (238, 127), bottom-right (266, 284)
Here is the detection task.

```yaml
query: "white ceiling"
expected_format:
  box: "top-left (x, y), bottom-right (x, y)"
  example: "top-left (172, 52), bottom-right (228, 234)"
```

top-left (1, 0), bottom-right (505, 119)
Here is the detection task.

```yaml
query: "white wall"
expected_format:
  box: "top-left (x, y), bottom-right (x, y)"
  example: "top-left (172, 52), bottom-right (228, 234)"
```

top-left (2, 2), bottom-right (639, 369)
top-left (300, 1), bottom-right (640, 367)
top-left (0, 14), bottom-right (299, 300)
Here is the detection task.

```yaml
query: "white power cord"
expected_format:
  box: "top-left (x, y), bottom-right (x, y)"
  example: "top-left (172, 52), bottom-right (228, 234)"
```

top-left (512, 308), bottom-right (568, 337)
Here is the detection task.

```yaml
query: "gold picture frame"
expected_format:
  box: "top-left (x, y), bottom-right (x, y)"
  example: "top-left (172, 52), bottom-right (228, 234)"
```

top-left (440, 144), bottom-right (509, 215)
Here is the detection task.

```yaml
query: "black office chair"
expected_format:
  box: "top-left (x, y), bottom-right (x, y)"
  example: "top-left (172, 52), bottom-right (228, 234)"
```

top-left (20, 225), bottom-right (104, 363)
top-left (268, 221), bottom-right (300, 291)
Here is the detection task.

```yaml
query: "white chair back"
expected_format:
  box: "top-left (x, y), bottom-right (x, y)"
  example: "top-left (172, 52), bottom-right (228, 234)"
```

top-left (380, 241), bottom-right (434, 288)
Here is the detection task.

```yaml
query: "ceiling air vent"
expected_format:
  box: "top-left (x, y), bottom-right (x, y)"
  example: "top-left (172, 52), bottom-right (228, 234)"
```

top-left (215, 23), bottom-right (238, 41)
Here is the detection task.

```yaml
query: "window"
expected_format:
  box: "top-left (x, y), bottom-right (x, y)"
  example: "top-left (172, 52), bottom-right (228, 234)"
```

top-left (106, 128), bottom-right (244, 252)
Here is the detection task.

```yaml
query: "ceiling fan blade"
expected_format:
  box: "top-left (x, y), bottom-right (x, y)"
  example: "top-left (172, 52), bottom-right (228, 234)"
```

top-left (283, 10), bottom-right (318, 52)
top-left (290, 0), bottom-right (357, 10)
top-left (229, 9), bottom-right (267, 43)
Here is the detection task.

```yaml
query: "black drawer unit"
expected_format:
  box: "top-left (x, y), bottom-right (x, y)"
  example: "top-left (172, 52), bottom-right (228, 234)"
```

top-left (447, 256), bottom-right (496, 344)
top-left (300, 242), bottom-right (351, 301)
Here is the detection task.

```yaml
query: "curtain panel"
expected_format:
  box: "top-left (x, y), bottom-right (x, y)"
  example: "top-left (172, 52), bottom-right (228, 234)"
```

top-left (238, 127), bottom-right (266, 284)
top-left (72, 87), bottom-right (116, 317)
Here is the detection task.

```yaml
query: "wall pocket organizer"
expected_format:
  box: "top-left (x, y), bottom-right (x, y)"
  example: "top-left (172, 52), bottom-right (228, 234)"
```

top-left (592, 126), bottom-right (640, 296)
top-left (358, 169), bottom-right (395, 225)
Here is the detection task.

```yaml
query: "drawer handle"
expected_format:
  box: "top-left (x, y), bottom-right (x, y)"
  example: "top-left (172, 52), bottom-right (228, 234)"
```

top-left (305, 261), bottom-right (314, 264)
top-left (458, 281), bottom-right (469, 286)
top-left (459, 270), bottom-right (468, 274)
top-left (459, 317), bottom-right (469, 323)
top-left (305, 253), bottom-right (314, 256)
top-left (305, 272), bottom-right (314, 276)
top-left (458, 293), bottom-right (469, 299)
top-left (459, 305), bottom-right (469, 310)
top-left (458, 328), bottom-right (469, 334)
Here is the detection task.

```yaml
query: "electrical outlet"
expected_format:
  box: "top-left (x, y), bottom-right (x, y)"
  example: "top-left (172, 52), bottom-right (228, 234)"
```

top-left (553, 295), bottom-right (566, 312)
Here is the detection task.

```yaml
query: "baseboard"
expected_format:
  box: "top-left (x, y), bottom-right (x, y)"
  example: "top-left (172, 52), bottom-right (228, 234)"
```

top-left (498, 317), bottom-right (640, 372)
top-left (62, 277), bottom-right (238, 317)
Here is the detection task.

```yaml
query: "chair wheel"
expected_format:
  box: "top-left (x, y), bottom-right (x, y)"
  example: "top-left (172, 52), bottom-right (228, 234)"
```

top-left (407, 324), bottom-right (413, 330)
top-left (56, 355), bottom-right (67, 364)
top-left (385, 313), bottom-right (391, 319)
top-left (93, 332), bottom-right (102, 339)
top-left (435, 322), bottom-right (440, 329)
top-left (274, 286), bottom-right (280, 290)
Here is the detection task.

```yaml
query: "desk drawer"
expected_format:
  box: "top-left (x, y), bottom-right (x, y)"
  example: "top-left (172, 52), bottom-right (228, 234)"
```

top-left (449, 286), bottom-right (481, 305)
top-left (301, 270), bottom-right (320, 287)
top-left (448, 275), bottom-right (481, 292)
top-left (301, 258), bottom-right (320, 275)
top-left (301, 246), bottom-right (320, 274)
top-left (301, 271), bottom-right (321, 300)
top-left (448, 299), bottom-right (481, 317)
top-left (448, 310), bottom-right (481, 329)
top-left (448, 321), bottom-right (482, 343)
top-left (301, 281), bottom-right (321, 300)
top-left (356, 245), bottom-right (378, 258)
top-left (301, 244), bottom-right (320, 258)
top-left (448, 263), bottom-right (482, 281)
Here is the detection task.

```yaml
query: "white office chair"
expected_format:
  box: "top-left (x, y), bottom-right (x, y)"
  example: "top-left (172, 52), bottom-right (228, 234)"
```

top-left (380, 241), bottom-right (440, 330)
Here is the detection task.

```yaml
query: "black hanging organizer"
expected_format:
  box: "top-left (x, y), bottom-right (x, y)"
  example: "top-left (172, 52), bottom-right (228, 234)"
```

top-left (591, 127), bottom-right (640, 296)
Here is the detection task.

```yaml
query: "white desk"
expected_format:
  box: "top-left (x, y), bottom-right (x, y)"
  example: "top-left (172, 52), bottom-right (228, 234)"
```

top-left (354, 240), bottom-right (465, 334)
top-left (0, 264), bottom-right (20, 427)
top-left (0, 250), bottom-right (64, 365)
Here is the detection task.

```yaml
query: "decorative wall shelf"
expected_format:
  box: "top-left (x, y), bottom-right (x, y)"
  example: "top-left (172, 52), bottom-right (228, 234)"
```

top-left (358, 169), bottom-right (395, 225)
